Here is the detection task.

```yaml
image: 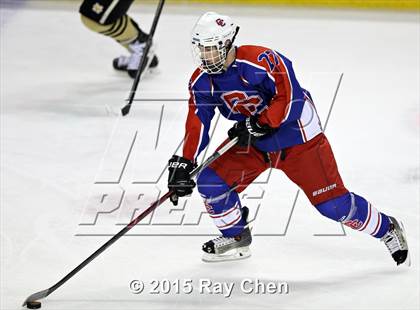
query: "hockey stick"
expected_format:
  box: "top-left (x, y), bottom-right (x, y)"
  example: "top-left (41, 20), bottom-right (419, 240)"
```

top-left (121, 0), bottom-right (165, 116)
top-left (22, 137), bottom-right (238, 307)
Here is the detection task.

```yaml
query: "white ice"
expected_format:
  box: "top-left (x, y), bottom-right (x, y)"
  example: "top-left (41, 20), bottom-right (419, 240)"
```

top-left (1, 2), bottom-right (419, 309)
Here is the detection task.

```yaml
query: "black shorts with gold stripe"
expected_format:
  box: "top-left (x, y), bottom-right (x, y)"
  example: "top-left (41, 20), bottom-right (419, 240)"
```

top-left (79, 0), bottom-right (135, 25)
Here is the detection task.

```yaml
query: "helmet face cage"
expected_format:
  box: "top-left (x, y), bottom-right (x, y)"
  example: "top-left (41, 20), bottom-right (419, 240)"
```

top-left (192, 40), bottom-right (229, 74)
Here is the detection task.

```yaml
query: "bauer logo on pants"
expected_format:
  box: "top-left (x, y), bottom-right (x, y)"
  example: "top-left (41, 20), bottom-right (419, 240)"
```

top-left (312, 184), bottom-right (337, 197)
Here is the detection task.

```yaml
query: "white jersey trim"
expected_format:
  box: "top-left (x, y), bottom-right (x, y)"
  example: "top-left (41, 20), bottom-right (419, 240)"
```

top-left (298, 99), bottom-right (322, 142)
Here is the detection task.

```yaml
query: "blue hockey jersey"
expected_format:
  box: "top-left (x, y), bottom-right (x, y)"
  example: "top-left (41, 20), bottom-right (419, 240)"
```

top-left (183, 45), bottom-right (323, 161)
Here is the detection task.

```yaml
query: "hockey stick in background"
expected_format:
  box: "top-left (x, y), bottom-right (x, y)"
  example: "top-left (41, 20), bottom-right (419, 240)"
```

top-left (121, 0), bottom-right (165, 116)
top-left (22, 137), bottom-right (238, 307)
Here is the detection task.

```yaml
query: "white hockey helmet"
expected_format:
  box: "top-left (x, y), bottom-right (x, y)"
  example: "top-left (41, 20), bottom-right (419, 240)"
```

top-left (191, 12), bottom-right (239, 74)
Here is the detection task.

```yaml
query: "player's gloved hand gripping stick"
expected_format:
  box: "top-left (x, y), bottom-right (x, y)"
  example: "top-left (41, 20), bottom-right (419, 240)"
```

top-left (228, 115), bottom-right (273, 147)
top-left (168, 155), bottom-right (197, 205)
top-left (22, 137), bottom-right (238, 308)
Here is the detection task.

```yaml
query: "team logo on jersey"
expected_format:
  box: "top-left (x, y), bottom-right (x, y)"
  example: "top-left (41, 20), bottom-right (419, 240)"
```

top-left (343, 219), bottom-right (363, 230)
top-left (216, 18), bottom-right (226, 27)
top-left (221, 91), bottom-right (263, 116)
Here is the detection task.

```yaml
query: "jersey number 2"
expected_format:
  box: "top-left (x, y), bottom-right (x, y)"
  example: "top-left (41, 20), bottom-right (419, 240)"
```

top-left (258, 50), bottom-right (280, 72)
top-left (221, 91), bottom-right (263, 116)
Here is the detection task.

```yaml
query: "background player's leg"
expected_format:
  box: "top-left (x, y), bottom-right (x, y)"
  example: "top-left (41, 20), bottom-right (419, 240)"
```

top-left (79, 0), bottom-right (158, 77)
top-left (80, 13), bottom-right (147, 48)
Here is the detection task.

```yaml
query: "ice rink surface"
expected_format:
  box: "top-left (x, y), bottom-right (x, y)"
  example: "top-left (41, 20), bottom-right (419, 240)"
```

top-left (1, 1), bottom-right (419, 309)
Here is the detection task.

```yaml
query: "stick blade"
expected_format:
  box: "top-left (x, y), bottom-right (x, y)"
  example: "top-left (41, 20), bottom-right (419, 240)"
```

top-left (22, 289), bottom-right (50, 307)
top-left (121, 104), bottom-right (131, 116)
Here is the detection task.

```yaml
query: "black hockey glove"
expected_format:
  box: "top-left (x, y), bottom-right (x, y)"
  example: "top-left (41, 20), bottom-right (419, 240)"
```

top-left (228, 115), bottom-right (272, 147)
top-left (168, 155), bottom-right (196, 205)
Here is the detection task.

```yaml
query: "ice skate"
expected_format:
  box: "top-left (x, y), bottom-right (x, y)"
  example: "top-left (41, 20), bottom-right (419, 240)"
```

top-left (202, 207), bottom-right (252, 263)
top-left (113, 38), bottom-right (158, 78)
top-left (381, 216), bottom-right (410, 266)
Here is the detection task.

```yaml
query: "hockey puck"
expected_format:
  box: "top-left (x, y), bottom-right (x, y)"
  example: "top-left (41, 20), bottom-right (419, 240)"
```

top-left (26, 301), bottom-right (41, 309)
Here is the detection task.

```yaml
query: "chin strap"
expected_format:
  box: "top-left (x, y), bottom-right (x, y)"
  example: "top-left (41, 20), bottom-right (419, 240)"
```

top-left (231, 26), bottom-right (240, 45)
top-left (226, 26), bottom-right (240, 53)
top-left (221, 26), bottom-right (240, 74)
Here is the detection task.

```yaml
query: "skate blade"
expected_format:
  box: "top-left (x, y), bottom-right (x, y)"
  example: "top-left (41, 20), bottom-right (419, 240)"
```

top-left (399, 220), bottom-right (411, 267)
top-left (404, 253), bottom-right (412, 267)
top-left (202, 246), bottom-right (251, 263)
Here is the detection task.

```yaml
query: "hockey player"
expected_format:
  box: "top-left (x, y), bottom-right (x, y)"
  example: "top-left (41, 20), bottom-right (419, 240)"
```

top-left (79, 0), bottom-right (158, 78)
top-left (167, 12), bottom-right (410, 264)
